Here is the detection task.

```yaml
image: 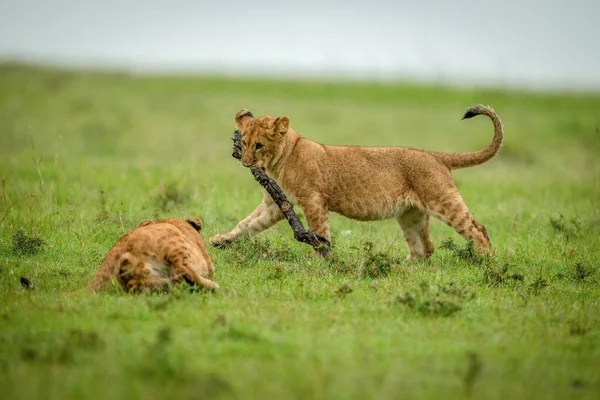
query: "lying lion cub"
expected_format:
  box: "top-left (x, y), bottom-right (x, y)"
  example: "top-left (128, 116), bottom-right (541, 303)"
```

top-left (88, 217), bottom-right (218, 293)
top-left (211, 105), bottom-right (503, 261)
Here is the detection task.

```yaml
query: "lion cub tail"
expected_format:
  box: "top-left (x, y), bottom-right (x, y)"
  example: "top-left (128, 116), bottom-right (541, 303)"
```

top-left (434, 104), bottom-right (503, 170)
top-left (86, 253), bottom-right (133, 293)
top-left (86, 263), bottom-right (115, 293)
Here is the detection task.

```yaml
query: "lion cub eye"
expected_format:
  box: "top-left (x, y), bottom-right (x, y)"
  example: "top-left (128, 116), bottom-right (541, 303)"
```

top-left (255, 142), bottom-right (264, 151)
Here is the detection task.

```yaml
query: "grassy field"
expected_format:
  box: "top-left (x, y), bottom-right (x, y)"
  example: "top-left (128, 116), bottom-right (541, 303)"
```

top-left (0, 63), bottom-right (599, 399)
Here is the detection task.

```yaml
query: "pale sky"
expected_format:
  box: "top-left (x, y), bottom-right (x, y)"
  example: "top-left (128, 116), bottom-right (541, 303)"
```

top-left (0, 0), bottom-right (599, 90)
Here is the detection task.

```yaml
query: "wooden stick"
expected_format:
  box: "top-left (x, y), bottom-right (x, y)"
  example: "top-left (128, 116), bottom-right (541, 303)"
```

top-left (232, 130), bottom-right (330, 257)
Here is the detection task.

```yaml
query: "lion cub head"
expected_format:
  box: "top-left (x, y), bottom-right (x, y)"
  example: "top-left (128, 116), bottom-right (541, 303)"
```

top-left (235, 109), bottom-right (290, 169)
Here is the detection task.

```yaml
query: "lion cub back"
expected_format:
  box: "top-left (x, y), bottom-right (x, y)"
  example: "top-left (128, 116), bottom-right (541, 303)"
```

top-left (87, 217), bottom-right (217, 293)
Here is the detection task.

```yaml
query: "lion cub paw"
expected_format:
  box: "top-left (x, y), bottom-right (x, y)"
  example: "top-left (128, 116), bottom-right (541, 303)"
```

top-left (210, 234), bottom-right (233, 248)
top-left (209, 282), bottom-right (220, 293)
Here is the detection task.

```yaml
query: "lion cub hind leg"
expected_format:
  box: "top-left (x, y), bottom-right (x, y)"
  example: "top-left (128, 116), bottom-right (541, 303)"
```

top-left (426, 190), bottom-right (492, 255)
top-left (396, 207), bottom-right (434, 261)
top-left (168, 252), bottom-right (220, 292)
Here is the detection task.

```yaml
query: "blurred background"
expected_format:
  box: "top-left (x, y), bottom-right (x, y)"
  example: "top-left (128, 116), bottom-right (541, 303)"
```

top-left (1, 3), bottom-right (599, 398)
top-left (1, 0), bottom-right (599, 91)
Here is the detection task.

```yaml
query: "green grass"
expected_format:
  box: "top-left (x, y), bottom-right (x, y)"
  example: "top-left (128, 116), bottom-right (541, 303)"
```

top-left (1, 63), bottom-right (599, 399)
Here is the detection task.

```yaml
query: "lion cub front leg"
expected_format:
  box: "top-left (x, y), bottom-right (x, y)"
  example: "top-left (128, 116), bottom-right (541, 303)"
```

top-left (298, 195), bottom-right (330, 243)
top-left (210, 192), bottom-right (284, 247)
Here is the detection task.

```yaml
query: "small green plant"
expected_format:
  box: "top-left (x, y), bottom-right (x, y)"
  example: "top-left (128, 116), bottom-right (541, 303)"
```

top-left (395, 292), bottom-right (462, 317)
top-left (95, 189), bottom-right (111, 221)
top-left (482, 263), bottom-right (524, 287)
top-left (394, 282), bottom-right (472, 317)
top-left (12, 230), bottom-right (46, 256)
top-left (138, 327), bottom-right (233, 397)
top-left (138, 326), bottom-right (187, 382)
top-left (155, 181), bottom-right (189, 212)
top-left (528, 275), bottom-right (549, 295)
top-left (328, 241), bottom-right (401, 278)
top-left (549, 214), bottom-right (581, 238)
top-left (219, 326), bottom-right (262, 343)
top-left (361, 242), bottom-right (400, 278)
top-left (335, 284), bottom-right (353, 298)
top-left (463, 351), bottom-right (483, 397)
top-left (568, 319), bottom-right (590, 337)
top-left (146, 296), bottom-right (176, 311)
top-left (0, 178), bottom-right (7, 209)
top-left (19, 329), bottom-right (104, 364)
top-left (439, 237), bottom-right (483, 264)
top-left (268, 264), bottom-right (285, 280)
top-left (570, 262), bottom-right (593, 282)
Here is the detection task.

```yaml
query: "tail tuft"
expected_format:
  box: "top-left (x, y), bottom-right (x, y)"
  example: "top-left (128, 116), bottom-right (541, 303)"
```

top-left (434, 104), bottom-right (503, 169)
top-left (461, 107), bottom-right (481, 120)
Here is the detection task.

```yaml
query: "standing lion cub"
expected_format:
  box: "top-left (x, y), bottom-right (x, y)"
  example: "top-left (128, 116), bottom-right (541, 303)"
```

top-left (211, 105), bottom-right (503, 260)
top-left (88, 217), bottom-right (218, 293)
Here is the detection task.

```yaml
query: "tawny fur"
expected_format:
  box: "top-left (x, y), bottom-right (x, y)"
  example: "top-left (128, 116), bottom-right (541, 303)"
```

top-left (87, 217), bottom-right (218, 293)
top-left (211, 105), bottom-right (503, 260)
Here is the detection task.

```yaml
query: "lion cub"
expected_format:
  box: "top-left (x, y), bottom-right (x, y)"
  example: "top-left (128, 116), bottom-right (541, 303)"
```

top-left (88, 217), bottom-right (218, 293)
top-left (211, 105), bottom-right (503, 260)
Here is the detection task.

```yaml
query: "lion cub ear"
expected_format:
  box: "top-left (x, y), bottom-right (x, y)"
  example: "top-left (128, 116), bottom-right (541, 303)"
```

top-left (235, 109), bottom-right (254, 130)
top-left (274, 116), bottom-right (290, 135)
top-left (185, 217), bottom-right (203, 232)
top-left (138, 219), bottom-right (154, 227)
